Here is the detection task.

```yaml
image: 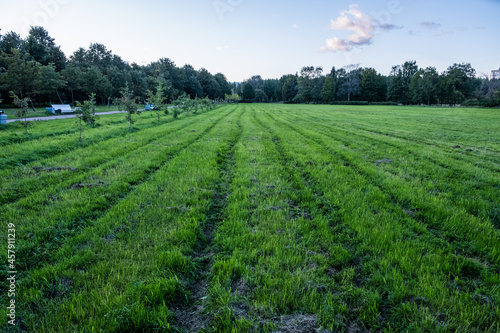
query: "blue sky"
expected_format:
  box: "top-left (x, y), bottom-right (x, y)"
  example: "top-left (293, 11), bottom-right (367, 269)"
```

top-left (1, 0), bottom-right (499, 82)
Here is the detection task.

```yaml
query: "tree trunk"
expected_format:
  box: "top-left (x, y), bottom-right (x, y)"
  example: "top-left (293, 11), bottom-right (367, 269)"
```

top-left (56, 90), bottom-right (63, 104)
top-left (29, 98), bottom-right (36, 112)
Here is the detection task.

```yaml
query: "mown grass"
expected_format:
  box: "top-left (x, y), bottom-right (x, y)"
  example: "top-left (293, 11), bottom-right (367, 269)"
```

top-left (0, 104), bottom-right (499, 332)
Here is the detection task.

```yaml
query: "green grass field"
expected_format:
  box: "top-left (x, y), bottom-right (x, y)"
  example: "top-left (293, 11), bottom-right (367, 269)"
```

top-left (0, 104), bottom-right (499, 332)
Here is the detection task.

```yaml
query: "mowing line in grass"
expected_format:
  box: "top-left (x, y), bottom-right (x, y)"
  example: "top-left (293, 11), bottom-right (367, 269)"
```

top-left (264, 108), bottom-right (500, 264)
top-left (174, 105), bottom-right (244, 332)
top-left (256, 105), bottom-right (500, 332)
top-left (278, 106), bottom-right (500, 175)
top-left (0, 107), bottom-right (237, 282)
top-left (275, 108), bottom-right (500, 225)
top-left (202, 106), bottom-right (350, 331)
top-left (0, 107), bottom-right (243, 332)
top-left (0, 109), bottom-right (210, 170)
top-left (0, 109), bottom-right (221, 206)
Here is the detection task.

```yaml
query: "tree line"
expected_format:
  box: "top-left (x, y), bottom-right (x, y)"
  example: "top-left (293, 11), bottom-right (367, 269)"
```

top-left (236, 62), bottom-right (500, 107)
top-left (1, 26), bottom-right (499, 108)
top-left (0, 27), bottom-right (232, 108)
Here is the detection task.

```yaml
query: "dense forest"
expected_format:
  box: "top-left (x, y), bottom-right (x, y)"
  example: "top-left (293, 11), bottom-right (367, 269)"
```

top-left (1, 26), bottom-right (499, 108)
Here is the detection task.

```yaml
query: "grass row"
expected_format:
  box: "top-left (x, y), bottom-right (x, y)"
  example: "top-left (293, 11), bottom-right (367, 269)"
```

top-left (267, 107), bottom-right (500, 264)
top-left (0, 106), bottom-right (235, 275)
top-left (0, 114), bottom-right (164, 169)
top-left (0, 111), bottom-right (209, 205)
top-left (0, 106), bottom-right (238, 331)
top-left (0, 107), bottom-right (201, 168)
top-left (257, 105), bottom-right (500, 331)
top-left (201, 107), bottom-right (359, 331)
top-left (275, 106), bottom-right (500, 228)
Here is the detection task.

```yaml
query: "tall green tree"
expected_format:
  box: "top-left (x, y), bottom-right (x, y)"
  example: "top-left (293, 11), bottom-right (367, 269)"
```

top-left (262, 79), bottom-right (278, 102)
top-left (361, 68), bottom-right (387, 102)
top-left (214, 73), bottom-right (231, 98)
top-left (410, 67), bottom-right (439, 105)
top-left (61, 63), bottom-right (84, 106)
top-left (198, 68), bottom-right (221, 99)
top-left (36, 64), bottom-right (66, 97)
top-left (82, 67), bottom-right (112, 103)
top-left (0, 49), bottom-right (40, 101)
top-left (0, 31), bottom-right (23, 55)
top-left (295, 66), bottom-right (323, 103)
top-left (85, 43), bottom-right (113, 70)
top-left (181, 64), bottom-right (203, 98)
top-left (242, 82), bottom-right (255, 102)
top-left (388, 60), bottom-right (418, 104)
top-left (24, 26), bottom-right (66, 71)
top-left (254, 89), bottom-right (268, 103)
top-left (321, 67), bottom-right (338, 103)
top-left (248, 75), bottom-right (263, 91)
top-left (438, 63), bottom-right (477, 105)
top-left (280, 74), bottom-right (298, 103)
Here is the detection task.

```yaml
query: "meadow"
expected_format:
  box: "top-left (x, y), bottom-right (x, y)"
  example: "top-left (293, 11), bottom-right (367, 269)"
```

top-left (0, 104), bottom-right (499, 332)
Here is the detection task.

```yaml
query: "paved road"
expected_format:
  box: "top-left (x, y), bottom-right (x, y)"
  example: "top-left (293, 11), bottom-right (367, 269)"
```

top-left (5, 107), bottom-right (177, 123)
top-left (6, 110), bottom-right (127, 123)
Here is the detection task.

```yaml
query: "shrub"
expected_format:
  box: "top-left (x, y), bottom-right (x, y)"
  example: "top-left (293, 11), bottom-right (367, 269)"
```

top-left (329, 101), bottom-right (369, 105)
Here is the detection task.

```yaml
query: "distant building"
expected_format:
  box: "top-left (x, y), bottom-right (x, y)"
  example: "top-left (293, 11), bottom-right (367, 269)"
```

top-left (491, 69), bottom-right (500, 80)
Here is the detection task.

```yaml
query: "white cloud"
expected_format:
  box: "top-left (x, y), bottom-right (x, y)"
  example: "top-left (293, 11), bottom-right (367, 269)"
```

top-left (322, 4), bottom-right (401, 53)
top-left (293, 24), bottom-right (299, 29)
top-left (323, 37), bottom-right (350, 52)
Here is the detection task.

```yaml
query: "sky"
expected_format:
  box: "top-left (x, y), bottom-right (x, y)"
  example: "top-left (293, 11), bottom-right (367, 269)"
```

top-left (1, 0), bottom-right (499, 82)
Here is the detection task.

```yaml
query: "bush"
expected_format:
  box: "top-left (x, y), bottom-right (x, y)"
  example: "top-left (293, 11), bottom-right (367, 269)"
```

top-left (369, 101), bottom-right (398, 106)
top-left (480, 99), bottom-right (500, 108)
top-left (329, 101), bottom-right (369, 105)
top-left (462, 99), bottom-right (480, 107)
top-left (462, 99), bottom-right (500, 108)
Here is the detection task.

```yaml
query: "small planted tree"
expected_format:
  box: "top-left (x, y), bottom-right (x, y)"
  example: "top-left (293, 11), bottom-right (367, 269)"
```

top-left (75, 93), bottom-right (99, 142)
top-left (182, 94), bottom-right (192, 114)
top-left (10, 92), bottom-right (32, 134)
top-left (172, 96), bottom-right (182, 118)
top-left (201, 97), bottom-right (211, 111)
top-left (146, 81), bottom-right (166, 122)
top-left (193, 97), bottom-right (200, 114)
top-left (118, 84), bottom-right (139, 129)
